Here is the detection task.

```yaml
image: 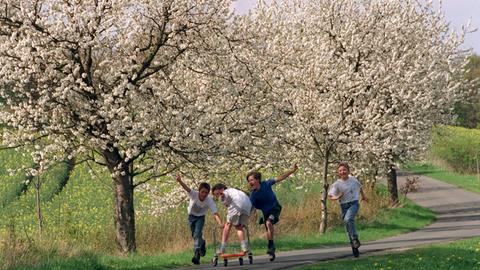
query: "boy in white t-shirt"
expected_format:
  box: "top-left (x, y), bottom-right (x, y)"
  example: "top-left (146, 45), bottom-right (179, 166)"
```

top-left (211, 183), bottom-right (252, 254)
top-left (176, 175), bottom-right (223, 265)
top-left (328, 162), bottom-right (368, 257)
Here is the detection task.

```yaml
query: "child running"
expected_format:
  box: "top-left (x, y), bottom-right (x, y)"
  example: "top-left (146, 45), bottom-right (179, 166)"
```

top-left (176, 175), bottom-right (223, 265)
top-left (211, 183), bottom-right (252, 254)
top-left (328, 162), bottom-right (368, 257)
top-left (247, 164), bottom-right (298, 261)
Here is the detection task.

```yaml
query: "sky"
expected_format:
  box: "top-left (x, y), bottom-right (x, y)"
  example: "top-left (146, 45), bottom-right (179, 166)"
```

top-left (232, 0), bottom-right (480, 54)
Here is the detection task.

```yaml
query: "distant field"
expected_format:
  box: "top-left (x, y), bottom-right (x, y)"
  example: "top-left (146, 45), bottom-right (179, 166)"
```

top-left (405, 162), bottom-right (480, 194)
top-left (429, 125), bottom-right (480, 174)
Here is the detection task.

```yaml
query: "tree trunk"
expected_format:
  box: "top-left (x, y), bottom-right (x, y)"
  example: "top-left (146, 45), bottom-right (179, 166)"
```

top-left (387, 165), bottom-right (399, 205)
top-left (103, 147), bottom-right (136, 254)
top-left (35, 177), bottom-right (43, 240)
top-left (319, 150), bottom-right (330, 234)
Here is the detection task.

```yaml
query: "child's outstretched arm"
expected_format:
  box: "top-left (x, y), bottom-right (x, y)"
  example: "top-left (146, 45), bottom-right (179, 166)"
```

top-left (213, 213), bottom-right (223, 227)
top-left (175, 175), bottom-right (191, 193)
top-left (275, 164), bottom-right (299, 183)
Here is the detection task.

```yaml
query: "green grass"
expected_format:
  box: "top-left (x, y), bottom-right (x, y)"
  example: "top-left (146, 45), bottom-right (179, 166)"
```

top-left (293, 237), bottom-right (480, 270)
top-left (0, 149), bottom-right (34, 208)
top-left (405, 162), bottom-right (480, 194)
top-left (7, 198), bottom-right (435, 270)
top-left (7, 251), bottom-right (191, 270)
top-left (0, 161), bottom-right (113, 248)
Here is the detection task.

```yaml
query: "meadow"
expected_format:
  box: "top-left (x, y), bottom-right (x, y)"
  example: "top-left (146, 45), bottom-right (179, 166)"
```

top-left (428, 125), bottom-right (480, 175)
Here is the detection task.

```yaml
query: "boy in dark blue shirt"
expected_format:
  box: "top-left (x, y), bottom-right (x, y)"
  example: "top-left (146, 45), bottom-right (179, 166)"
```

top-left (247, 164), bottom-right (298, 260)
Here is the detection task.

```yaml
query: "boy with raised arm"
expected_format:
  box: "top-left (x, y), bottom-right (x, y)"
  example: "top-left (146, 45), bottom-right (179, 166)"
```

top-left (176, 175), bottom-right (223, 265)
top-left (247, 164), bottom-right (299, 260)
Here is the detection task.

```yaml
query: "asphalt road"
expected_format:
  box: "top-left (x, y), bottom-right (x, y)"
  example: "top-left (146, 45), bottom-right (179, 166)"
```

top-left (175, 174), bottom-right (480, 270)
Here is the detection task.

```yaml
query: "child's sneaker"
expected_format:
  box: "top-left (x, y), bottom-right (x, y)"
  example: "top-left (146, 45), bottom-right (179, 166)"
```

top-left (352, 239), bottom-right (361, 249)
top-left (267, 244), bottom-right (276, 261)
top-left (191, 250), bottom-right (200, 265)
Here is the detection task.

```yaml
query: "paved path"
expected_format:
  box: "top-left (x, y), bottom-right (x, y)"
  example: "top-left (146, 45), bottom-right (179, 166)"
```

top-left (176, 174), bottom-right (480, 270)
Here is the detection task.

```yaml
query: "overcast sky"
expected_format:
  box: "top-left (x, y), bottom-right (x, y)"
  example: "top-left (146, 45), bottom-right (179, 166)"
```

top-left (233, 0), bottom-right (480, 54)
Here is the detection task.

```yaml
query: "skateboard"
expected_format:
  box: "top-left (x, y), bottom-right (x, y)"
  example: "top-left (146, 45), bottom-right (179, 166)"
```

top-left (211, 226), bottom-right (253, 267)
top-left (212, 251), bottom-right (253, 267)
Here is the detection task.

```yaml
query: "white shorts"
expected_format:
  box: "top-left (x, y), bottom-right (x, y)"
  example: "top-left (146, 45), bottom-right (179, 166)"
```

top-left (227, 209), bottom-right (249, 226)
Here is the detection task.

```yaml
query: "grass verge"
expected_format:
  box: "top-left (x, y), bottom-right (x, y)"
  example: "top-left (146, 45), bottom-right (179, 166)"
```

top-left (293, 236), bottom-right (480, 270)
top-left (7, 198), bottom-right (434, 270)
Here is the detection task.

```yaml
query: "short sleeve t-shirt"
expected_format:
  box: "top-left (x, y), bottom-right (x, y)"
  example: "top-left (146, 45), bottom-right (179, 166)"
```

top-left (221, 188), bottom-right (252, 215)
top-left (187, 190), bottom-right (218, 217)
top-left (328, 176), bottom-right (361, 204)
top-left (250, 179), bottom-right (280, 214)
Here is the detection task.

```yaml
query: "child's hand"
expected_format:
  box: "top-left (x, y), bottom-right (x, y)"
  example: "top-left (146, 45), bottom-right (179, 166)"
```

top-left (361, 197), bottom-right (368, 203)
top-left (329, 192), bottom-right (343, 200)
top-left (175, 175), bottom-right (182, 182)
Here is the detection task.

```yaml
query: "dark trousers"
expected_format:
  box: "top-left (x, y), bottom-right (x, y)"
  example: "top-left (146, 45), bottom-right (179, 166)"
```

top-left (188, 214), bottom-right (205, 252)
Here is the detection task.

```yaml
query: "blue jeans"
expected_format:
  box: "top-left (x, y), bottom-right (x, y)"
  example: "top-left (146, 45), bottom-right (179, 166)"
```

top-left (340, 200), bottom-right (359, 242)
top-left (188, 214), bottom-right (205, 252)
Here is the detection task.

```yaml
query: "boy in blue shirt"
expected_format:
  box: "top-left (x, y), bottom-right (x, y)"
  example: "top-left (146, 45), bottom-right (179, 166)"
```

top-left (247, 164), bottom-right (298, 260)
